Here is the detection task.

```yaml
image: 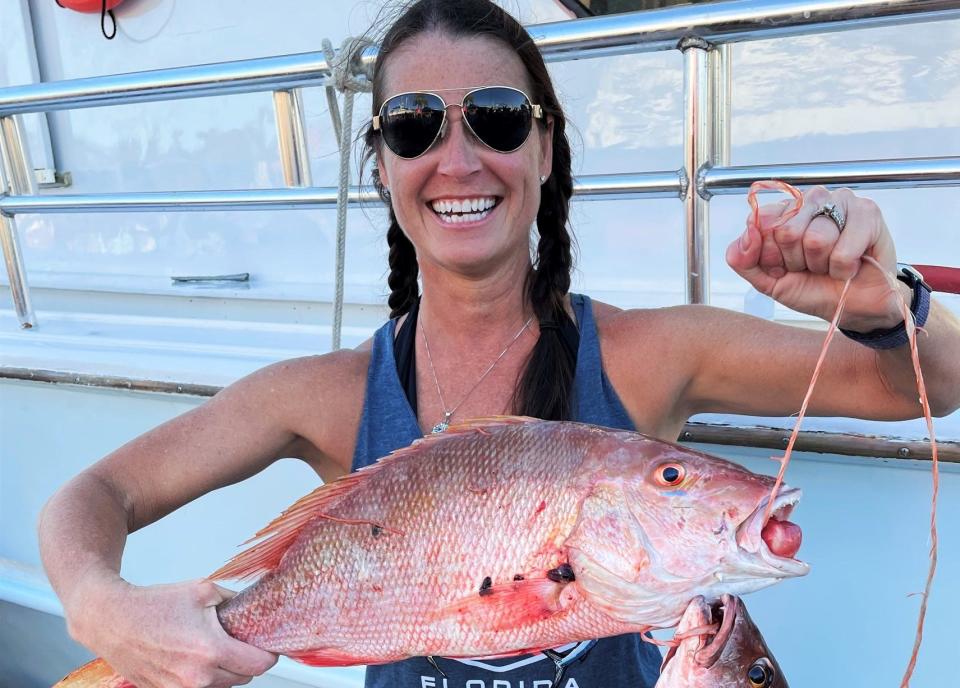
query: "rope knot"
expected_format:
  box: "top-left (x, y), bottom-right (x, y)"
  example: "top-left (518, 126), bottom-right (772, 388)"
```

top-left (321, 35), bottom-right (374, 351)
top-left (322, 37), bottom-right (374, 95)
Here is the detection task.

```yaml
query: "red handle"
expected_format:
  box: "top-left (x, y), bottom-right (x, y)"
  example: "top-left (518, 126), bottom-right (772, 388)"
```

top-left (913, 265), bottom-right (960, 294)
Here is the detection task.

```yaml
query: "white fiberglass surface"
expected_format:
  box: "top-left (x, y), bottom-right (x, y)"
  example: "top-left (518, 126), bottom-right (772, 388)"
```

top-left (2, 381), bottom-right (958, 686)
top-left (0, 380), bottom-right (364, 687)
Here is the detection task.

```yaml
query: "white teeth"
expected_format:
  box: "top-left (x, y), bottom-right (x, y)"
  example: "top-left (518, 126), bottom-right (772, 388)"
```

top-left (430, 197), bottom-right (497, 215)
top-left (436, 208), bottom-right (493, 224)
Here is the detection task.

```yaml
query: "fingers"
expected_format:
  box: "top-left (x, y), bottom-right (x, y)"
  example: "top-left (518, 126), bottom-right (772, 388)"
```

top-left (210, 667), bottom-right (256, 687)
top-left (725, 224), bottom-right (777, 296)
top-left (196, 579), bottom-right (236, 606)
top-left (205, 600), bottom-right (278, 677)
top-left (829, 194), bottom-right (882, 281)
top-left (216, 635), bottom-right (278, 677)
top-left (744, 186), bottom-right (878, 279)
top-left (771, 186), bottom-right (833, 274)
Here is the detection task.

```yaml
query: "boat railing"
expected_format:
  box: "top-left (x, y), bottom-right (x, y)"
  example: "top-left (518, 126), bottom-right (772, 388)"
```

top-left (2, 0), bottom-right (960, 461)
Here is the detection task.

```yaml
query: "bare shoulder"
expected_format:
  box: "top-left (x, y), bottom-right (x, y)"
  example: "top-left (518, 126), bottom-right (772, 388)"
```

top-left (591, 299), bottom-right (708, 352)
top-left (589, 300), bottom-right (714, 437)
top-left (261, 347), bottom-right (370, 395)
top-left (236, 349), bottom-right (371, 477)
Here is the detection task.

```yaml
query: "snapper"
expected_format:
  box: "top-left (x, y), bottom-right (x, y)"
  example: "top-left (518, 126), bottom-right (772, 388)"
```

top-left (657, 595), bottom-right (788, 688)
top-left (55, 417), bottom-right (806, 687)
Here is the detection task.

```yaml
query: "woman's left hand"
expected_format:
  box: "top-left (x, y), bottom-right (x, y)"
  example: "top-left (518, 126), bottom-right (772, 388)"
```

top-left (725, 185), bottom-right (907, 332)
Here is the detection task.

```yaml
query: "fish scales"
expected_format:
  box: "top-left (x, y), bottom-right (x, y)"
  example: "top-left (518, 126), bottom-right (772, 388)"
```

top-left (217, 421), bottom-right (617, 660)
top-left (55, 417), bottom-right (808, 685)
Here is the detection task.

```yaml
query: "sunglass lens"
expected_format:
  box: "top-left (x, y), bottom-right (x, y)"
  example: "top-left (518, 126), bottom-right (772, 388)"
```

top-left (463, 87), bottom-right (533, 152)
top-left (380, 93), bottom-right (445, 158)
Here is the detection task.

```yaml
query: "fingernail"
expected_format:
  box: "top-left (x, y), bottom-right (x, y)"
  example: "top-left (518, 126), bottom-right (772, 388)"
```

top-left (739, 231), bottom-right (751, 252)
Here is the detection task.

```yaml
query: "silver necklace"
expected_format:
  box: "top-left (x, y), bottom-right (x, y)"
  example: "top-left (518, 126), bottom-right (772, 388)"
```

top-left (419, 311), bottom-right (533, 434)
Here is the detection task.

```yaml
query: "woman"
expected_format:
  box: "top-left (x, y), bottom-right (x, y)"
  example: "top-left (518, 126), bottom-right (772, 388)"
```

top-left (38, 1), bottom-right (960, 687)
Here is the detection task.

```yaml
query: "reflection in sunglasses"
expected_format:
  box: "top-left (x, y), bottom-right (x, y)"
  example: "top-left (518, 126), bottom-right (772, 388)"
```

top-left (373, 86), bottom-right (542, 159)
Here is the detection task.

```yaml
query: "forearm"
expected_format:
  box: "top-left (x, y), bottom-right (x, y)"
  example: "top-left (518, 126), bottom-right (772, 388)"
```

top-left (38, 472), bottom-right (132, 626)
top-left (873, 297), bottom-right (960, 417)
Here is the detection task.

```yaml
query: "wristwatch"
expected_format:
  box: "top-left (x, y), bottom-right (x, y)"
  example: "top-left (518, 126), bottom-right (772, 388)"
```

top-left (839, 264), bottom-right (931, 350)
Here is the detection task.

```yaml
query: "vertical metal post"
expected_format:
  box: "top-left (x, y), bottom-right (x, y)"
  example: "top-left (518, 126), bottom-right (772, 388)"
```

top-left (712, 44), bottom-right (732, 168)
top-left (681, 38), bottom-right (714, 305)
top-left (272, 89), bottom-right (313, 187)
top-left (0, 115), bottom-right (37, 328)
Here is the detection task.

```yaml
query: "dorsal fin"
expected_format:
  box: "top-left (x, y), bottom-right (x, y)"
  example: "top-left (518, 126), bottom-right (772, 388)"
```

top-left (367, 416), bottom-right (541, 464)
top-left (210, 416), bottom-right (542, 581)
top-left (210, 470), bottom-right (371, 581)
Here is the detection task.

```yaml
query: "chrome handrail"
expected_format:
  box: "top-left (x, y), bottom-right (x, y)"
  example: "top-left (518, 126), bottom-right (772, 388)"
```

top-left (701, 157), bottom-right (960, 195)
top-left (2, 1), bottom-right (958, 116)
top-left (5, 158), bottom-right (960, 216)
top-left (0, 172), bottom-right (685, 216)
top-left (2, 0), bottom-right (959, 330)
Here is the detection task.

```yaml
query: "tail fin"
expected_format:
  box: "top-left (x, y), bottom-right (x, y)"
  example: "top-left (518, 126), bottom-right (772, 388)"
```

top-left (52, 658), bottom-right (133, 688)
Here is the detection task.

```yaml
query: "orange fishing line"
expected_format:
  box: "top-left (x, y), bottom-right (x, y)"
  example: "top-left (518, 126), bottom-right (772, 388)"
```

top-left (743, 182), bottom-right (939, 686)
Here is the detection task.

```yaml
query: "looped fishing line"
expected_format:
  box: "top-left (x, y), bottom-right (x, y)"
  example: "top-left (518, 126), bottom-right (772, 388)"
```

top-left (745, 181), bottom-right (938, 688)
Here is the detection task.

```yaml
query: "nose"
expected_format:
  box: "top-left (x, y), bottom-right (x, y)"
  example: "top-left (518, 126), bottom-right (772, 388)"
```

top-left (435, 106), bottom-right (482, 178)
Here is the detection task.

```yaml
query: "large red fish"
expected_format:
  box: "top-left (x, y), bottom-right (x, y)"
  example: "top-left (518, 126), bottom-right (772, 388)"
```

top-left (55, 417), bottom-right (805, 687)
top-left (657, 595), bottom-right (788, 687)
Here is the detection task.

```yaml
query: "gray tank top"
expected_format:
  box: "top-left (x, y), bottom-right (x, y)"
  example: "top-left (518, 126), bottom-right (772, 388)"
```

top-left (351, 293), bottom-right (662, 688)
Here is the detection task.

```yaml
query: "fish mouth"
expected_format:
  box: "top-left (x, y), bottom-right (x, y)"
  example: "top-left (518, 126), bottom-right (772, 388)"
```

top-left (694, 595), bottom-right (739, 668)
top-left (735, 488), bottom-right (809, 577)
top-left (660, 595), bottom-right (738, 673)
top-left (660, 596), bottom-right (712, 672)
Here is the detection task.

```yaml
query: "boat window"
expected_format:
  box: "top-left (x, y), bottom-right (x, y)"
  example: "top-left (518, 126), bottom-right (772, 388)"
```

top-left (558, 0), bottom-right (719, 18)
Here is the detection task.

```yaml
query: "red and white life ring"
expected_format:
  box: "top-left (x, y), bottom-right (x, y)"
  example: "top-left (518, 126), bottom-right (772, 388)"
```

top-left (56, 0), bottom-right (125, 12)
top-left (55, 0), bottom-right (127, 39)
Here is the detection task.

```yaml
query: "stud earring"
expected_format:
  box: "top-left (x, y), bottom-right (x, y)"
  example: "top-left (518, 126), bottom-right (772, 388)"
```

top-left (539, 175), bottom-right (547, 184)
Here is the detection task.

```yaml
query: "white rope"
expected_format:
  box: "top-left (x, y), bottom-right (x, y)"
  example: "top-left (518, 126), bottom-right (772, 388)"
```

top-left (322, 37), bottom-right (373, 350)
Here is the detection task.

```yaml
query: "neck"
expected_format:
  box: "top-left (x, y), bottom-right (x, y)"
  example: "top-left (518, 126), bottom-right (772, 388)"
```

top-left (418, 255), bottom-right (534, 337)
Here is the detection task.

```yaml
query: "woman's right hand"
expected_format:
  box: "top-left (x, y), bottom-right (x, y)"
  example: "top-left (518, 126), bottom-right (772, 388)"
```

top-left (66, 577), bottom-right (277, 688)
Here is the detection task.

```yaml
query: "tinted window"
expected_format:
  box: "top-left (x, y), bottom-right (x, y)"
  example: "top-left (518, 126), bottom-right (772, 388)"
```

top-left (560, 0), bottom-right (718, 16)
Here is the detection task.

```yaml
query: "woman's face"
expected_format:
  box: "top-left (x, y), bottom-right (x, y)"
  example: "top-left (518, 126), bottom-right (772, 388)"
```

top-left (377, 32), bottom-right (553, 280)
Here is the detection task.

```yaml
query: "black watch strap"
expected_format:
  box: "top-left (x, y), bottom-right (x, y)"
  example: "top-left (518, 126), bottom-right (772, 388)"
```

top-left (839, 264), bottom-right (931, 350)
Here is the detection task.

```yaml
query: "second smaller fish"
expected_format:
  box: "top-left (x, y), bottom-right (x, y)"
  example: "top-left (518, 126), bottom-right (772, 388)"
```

top-left (657, 595), bottom-right (787, 687)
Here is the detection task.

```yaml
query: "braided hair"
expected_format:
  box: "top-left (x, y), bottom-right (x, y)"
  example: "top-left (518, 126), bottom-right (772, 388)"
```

top-left (363, 0), bottom-right (577, 420)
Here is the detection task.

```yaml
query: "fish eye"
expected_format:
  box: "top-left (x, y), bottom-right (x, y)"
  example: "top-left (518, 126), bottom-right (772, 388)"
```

top-left (747, 658), bottom-right (775, 687)
top-left (655, 462), bottom-right (686, 487)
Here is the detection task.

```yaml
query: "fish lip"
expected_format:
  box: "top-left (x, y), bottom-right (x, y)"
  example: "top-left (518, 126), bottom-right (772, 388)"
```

top-left (675, 595), bottom-right (711, 634)
top-left (694, 595), bottom-right (738, 668)
top-left (660, 596), bottom-right (711, 673)
top-left (735, 487), bottom-right (809, 577)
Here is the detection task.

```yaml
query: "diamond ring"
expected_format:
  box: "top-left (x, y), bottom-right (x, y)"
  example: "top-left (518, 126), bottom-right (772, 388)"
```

top-left (810, 202), bottom-right (846, 232)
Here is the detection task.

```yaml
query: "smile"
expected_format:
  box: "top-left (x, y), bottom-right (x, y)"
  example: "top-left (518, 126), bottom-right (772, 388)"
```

top-left (429, 196), bottom-right (500, 224)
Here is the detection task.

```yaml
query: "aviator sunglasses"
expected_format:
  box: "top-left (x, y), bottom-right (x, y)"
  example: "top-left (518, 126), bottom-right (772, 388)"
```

top-left (372, 86), bottom-right (543, 159)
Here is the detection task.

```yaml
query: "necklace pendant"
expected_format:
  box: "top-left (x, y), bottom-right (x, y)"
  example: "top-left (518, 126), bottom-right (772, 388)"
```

top-left (432, 411), bottom-right (453, 434)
